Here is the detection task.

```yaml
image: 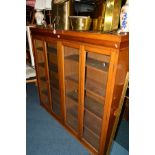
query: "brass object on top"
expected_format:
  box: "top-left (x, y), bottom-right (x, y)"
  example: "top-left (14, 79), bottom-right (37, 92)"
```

top-left (103, 0), bottom-right (122, 31)
top-left (92, 18), bottom-right (98, 31)
top-left (93, 0), bottom-right (121, 32)
top-left (97, 16), bottom-right (104, 31)
top-left (69, 16), bottom-right (92, 31)
top-left (101, 1), bottom-right (106, 18)
top-left (52, 0), bottom-right (73, 30)
top-left (53, 0), bottom-right (68, 4)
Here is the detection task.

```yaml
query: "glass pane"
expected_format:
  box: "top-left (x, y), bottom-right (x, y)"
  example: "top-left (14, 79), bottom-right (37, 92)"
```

top-left (83, 51), bottom-right (110, 150)
top-left (47, 43), bottom-right (61, 116)
top-left (34, 40), bottom-right (49, 105)
top-left (64, 46), bottom-right (79, 132)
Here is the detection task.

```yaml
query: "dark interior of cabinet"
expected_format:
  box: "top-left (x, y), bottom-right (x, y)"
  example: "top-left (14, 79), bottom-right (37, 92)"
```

top-left (34, 40), bottom-right (50, 106)
top-left (64, 46), bottom-right (79, 132)
top-left (83, 51), bottom-right (110, 150)
top-left (47, 43), bottom-right (61, 116)
top-left (64, 46), bottom-right (110, 151)
top-left (35, 41), bottom-right (111, 151)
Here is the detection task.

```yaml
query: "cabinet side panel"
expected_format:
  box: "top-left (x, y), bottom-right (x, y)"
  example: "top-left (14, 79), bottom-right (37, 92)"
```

top-left (104, 47), bottom-right (129, 154)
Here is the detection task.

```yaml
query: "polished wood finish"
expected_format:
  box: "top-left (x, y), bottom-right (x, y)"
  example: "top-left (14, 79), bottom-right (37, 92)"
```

top-left (31, 27), bottom-right (129, 155)
top-left (78, 45), bottom-right (86, 137)
top-left (106, 72), bottom-right (129, 155)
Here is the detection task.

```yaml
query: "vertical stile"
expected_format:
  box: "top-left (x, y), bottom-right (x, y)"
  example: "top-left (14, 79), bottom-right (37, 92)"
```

top-left (106, 72), bottom-right (129, 155)
top-left (43, 41), bottom-right (52, 112)
top-left (78, 45), bottom-right (86, 137)
top-left (57, 41), bottom-right (66, 122)
top-left (99, 50), bottom-right (119, 155)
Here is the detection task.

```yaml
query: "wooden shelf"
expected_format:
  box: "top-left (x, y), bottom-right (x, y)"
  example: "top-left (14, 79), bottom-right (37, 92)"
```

top-left (84, 108), bottom-right (102, 136)
top-left (83, 125), bottom-right (100, 150)
top-left (66, 74), bottom-right (78, 83)
top-left (50, 78), bottom-right (59, 89)
top-left (65, 75), bottom-right (105, 103)
top-left (66, 112), bottom-right (78, 132)
top-left (66, 90), bottom-right (78, 103)
top-left (66, 90), bottom-right (104, 119)
top-left (86, 57), bottom-right (109, 72)
top-left (83, 125), bottom-right (100, 139)
top-left (65, 55), bottom-right (79, 62)
top-left (51, 87), bottom-right (61, 115)
top-left (85, 89), bottom-right (105, 103)
top-left (85, 96), bottom-right (104, 118)
top-left (36, 47), bottom-right (43, 51)
top-left (51, 88), bottom-right (61, 116)
top-left (48, 53), bottom-right (58, 65)
top-left (86, 64), bottom-right (108, 74)
top-left (47, 46), bottom-right (57, 54)
top-left (66, 92), bottom-right (78, 119)
top-left (66, 104), bottom-right (78, 119)
top-left (86, 77), bottom-right (106, 97)
top-left (49, 71), bottom-right (58, 80)
top-left (51, 87), bottom-right (60, 103)
top-left (65, 55), bottom-right (109, 72)
top-left (49, 63), bottom-right (58, 72)
top-left (52, 100), bottom-right (61, 116)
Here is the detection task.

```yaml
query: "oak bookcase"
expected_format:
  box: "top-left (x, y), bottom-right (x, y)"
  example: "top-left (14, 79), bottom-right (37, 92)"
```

top-left (31, 28), bottom-right (129, 155)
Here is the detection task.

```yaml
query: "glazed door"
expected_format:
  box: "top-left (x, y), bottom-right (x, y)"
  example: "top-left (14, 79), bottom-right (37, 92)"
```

top-left (46, 42), bottom-right (61, 118)
top-left (82, 46), bottom-right (111, 152)
top-left (63, 42), bottom-right (80, 134)
top-left (33, 39), bottom-right (51, 111)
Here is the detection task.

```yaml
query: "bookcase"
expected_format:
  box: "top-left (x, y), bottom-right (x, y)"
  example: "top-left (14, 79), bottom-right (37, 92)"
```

top-left (31, 28), bottom-right (129, 155)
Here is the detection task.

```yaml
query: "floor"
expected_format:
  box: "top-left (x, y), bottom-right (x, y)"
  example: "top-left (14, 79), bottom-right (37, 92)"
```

top-left (26, 83), bottom-right (129, 155)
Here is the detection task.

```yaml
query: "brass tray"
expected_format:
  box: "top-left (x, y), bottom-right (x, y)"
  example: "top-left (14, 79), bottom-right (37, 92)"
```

top-left (103, 0), bottom-right (122, 31)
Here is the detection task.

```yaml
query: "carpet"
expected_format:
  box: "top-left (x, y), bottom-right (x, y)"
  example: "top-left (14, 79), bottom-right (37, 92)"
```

top-left (26, 83), bottom-right (128, 155)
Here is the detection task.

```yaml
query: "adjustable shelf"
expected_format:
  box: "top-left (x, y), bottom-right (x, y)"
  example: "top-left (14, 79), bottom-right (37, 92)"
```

top-left (66, 75), bottom-right (78, 83)
top-left (49, 71), bottom-right (58, 80)
top-left (66, 90), bottom-right (104, 119)
top-left (65, 54), bottom-right (109, 72)
top-left (83, 125), bottom-right (100, 150)
top-left (66, 90), bottom-right (78, 103)
top-left (84, 108), bottom-right (102, 136)
top-left (66, 111), bottom-right (78, 132)
top-left (50, 73), bottom-right (60, 114)
top-left (47, 46), bottom-right (57, 54)
top-left (48, 54), bottom-right (58, 65)
top-left (86, 57), bottom-right (109, 72)
top-left (65, 55), bottom-right (79, 61)
top-left (52, 100), bottom-right (61, 116)
top-left (66, 103), bottom-right (78, 120)
top-left (50, 78), bottom-right (59, 89)
top-left (85, 77), bottom-right (106, 97)
top-left (49, 63), bottom-right (58, 72)
top-left (65, 75), bottom-right (106, 102)
top-left (51, 87), bottom-right (60, 103)
top-left (51, 87), bottom-right (61, 116)
top-left (66, 91), bottom-right (78, 115)
top-left (66, 90), bottom-right (78, 131)
top-left (36, 47), bottom-right (43, 51)
top-left (85, 96), bottom-right (104, 118)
